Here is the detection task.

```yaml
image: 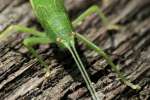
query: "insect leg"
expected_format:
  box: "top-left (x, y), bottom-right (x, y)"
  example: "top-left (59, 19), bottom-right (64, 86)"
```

top-left (0, 25), bottom-right (46, 42)
top-left (75, 32), bottom-right (141, 90)
top-left (23, 37), bottom-right (51, 77)
top-left (72, 5), bottom-right (121, 30)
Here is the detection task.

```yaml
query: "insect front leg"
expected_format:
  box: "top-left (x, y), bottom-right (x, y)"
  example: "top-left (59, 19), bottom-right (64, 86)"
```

top-left (0, 25), bottom-right (51, 77)
top-left (23, 37), bottom-right (52, 77)
top-left (0, 25), bottom-right (46, 42)
top-left (75, 32), bottom-right (141, 90)
top-left (72, 5), bottom-right (121, 30)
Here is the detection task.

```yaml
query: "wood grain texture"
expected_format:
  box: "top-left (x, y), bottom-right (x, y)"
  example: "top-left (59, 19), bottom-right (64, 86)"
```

top-left (0, 0), bottom-right (150, 100)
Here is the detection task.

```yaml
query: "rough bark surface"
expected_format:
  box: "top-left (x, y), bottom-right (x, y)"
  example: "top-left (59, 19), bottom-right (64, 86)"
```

top-left (0, 0), bottom-right (150, 100)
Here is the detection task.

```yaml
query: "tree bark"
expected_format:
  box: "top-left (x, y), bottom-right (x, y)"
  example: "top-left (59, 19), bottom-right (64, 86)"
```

top-left (0, 0), bottom-right (149, 100)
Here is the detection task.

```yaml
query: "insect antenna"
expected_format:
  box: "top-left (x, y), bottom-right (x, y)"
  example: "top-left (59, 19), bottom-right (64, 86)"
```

top-left (66, 43), bottom-right (103, 100)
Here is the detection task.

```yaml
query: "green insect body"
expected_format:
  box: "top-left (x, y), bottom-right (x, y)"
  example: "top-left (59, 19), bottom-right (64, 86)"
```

top-left (31, 0), bottom-right (74, 47)
top-left (0, 0), bottom-right (141, 100)
top-left (32, 0), bottom-right (100, 99)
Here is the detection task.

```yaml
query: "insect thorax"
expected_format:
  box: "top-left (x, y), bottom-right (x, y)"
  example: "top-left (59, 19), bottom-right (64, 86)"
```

top-left (30, 0), bottom-right (73, 43)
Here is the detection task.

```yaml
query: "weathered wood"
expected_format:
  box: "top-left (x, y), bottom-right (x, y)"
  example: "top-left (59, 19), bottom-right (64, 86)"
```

top-left (0, 0), bottom-right (149, 100)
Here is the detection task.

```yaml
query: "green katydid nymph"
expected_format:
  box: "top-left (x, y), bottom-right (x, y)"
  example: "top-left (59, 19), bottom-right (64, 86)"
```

top-left (0, 0), bottom-right (140, 100)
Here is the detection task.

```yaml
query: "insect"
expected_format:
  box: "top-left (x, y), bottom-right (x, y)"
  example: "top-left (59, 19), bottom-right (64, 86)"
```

top-left (0, 0), bottom-right (140, 100)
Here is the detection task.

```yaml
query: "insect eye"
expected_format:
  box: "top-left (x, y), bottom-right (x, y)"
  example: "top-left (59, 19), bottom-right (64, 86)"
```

top-left (56, 37), bottom-right (61, 42)
top-left (56, 37), bottom-right (64, 43)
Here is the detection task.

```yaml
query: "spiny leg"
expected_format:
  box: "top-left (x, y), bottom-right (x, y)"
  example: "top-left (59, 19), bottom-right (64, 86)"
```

top-left (75, 32), bottom-right (141, 90)
top-left (0, 25), bottom-right (46, 42)
top-left (72, 5), bottom-right (121, 30)
top-left (23, 37), bottom-right (51, 77)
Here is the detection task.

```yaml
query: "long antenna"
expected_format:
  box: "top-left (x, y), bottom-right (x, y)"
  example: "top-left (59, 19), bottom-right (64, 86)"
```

top-left (66, 43), bottom-right (103, 100)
